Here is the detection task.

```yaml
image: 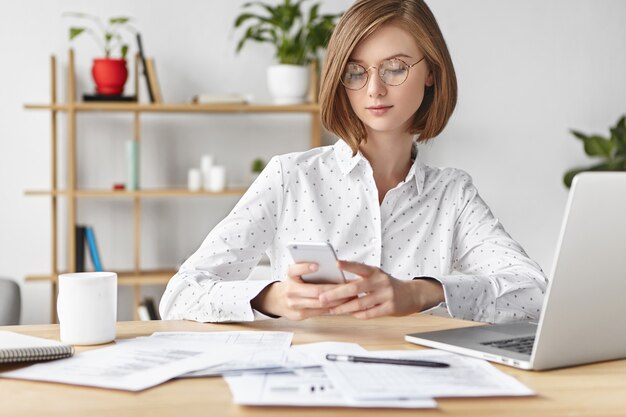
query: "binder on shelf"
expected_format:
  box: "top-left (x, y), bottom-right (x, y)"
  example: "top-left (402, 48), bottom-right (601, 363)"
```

top-left (137, 298), bottom-right (159, 321)
top-left (84, 226), bottom-right (103, 272)
top-left (75, 225), bottom-right (86, 272)
top-left (144, 298), bottom-right (159, 320)
top-left (0, 331), bottom-right (74, 364)
top-left (136, 33), bottom-right (155, 103)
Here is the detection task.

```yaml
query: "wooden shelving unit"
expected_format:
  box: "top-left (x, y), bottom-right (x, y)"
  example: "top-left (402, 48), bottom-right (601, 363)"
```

top-left (25, 50), bottom-right (322, 322)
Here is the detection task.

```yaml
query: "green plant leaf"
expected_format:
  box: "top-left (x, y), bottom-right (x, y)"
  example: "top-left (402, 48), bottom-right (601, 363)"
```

top-left (610, 115), bottom-right (626, 156)
top-left (582, 135), bottom-right (613, 158)
top-left (251, 158), bottom-right (266, 172)
top-left (610, 128), bottom-right (626, 154)
top-left (308, 3), bottom-right (320, 24)
top-left (121, 44), bottom-right (129, 59)
top-left (243, 2), bottom-right (279, 23)
top-left (69, 27), bottom-right (86, 40)
top-left (109, 17), bottom-right (130, 25)
top-left (563, 159), bottom-right (626, 188)
top-left (563, 167), bottom-right (586, 188)
top-left (234, 0), bottom-right (341, 64)
top-left (570, 129), bottom-right (589, 142)
top-left (234, 13), bottom-right (258, 28)
top-left (105, 32), bottom-right (113, 42)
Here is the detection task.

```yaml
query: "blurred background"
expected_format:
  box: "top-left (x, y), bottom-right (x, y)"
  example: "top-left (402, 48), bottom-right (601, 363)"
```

top-left (0, 0), bottom-right (624, 324)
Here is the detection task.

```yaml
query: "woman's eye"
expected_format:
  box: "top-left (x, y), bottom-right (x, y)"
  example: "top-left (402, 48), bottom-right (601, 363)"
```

top-left (348, 73), bottom-right (366, 80)
top-left (383, 69), bottom-right (405, 76)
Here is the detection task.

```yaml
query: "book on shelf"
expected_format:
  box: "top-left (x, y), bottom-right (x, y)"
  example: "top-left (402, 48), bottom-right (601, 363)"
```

top-left (137, 304), bottom-right (150, 321)
top-left (191, 93), bottom-right (250, 105)
top-left (0, 331), bottom-right (74, 364)
top-left (75, 225), bottom-right (86, 272)
top-left (145, 58), bottom-right (162, 103)
top-left (84, 226), bottom-right (103, 272)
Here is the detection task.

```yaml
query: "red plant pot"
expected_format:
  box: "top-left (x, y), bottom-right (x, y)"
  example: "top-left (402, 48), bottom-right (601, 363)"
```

top-left (92, 58), bottom-right (128, 95)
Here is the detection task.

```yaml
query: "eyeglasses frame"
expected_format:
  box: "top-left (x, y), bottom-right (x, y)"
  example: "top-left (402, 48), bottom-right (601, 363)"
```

top-left (341, 56), bottom-right (426, 91)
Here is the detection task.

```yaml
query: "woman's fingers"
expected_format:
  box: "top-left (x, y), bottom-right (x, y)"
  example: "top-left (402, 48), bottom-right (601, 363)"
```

top-left (328, 292), bottom-right (383, 315)
top-left (337, 260), bottom-right (375, 276)
top-left (288, 262), bottom-right (318, 278)
top-left (319, 263), bottom-right (380, 305)
top-left (351, 303), bottom-right (392, 320)
top-left (319, 281), bottom-right (366, 304)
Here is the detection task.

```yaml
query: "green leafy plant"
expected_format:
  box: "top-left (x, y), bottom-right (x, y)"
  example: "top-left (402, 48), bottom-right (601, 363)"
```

top-left (251, 158), bottom-right (266, 173)
top-left (234, 0), bottom-right (342, 65)
top-left (64, 12), bottom-right (136, 59)
top-left (563, 115), bottom-right (626, 188)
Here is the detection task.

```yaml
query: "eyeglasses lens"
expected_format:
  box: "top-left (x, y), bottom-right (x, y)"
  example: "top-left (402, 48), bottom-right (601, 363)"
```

top-left (379, 59), bottom-right (408, 86)
top-left (341, 59), bottom-right (409, 90)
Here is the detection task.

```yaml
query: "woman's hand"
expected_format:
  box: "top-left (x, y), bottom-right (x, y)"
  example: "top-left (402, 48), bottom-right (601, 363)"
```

top-left (318, 261), bottom-right (445, 319)
top-left (251, 263), bottom-right (353, 320)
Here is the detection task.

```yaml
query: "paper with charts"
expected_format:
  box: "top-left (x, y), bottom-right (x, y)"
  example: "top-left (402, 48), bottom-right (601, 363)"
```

top-left (323, 349), bottom-right (535, 400)
top-left (225, 342), bottom-right (437, 408)
top-left (0, 331), bottom-right (293, 391)
top-left (145, 331), bottom-right (294, 377)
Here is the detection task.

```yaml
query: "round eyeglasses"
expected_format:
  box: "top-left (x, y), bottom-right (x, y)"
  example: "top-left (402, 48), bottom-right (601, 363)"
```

top-left (340, 57), bottom-right (426, 90)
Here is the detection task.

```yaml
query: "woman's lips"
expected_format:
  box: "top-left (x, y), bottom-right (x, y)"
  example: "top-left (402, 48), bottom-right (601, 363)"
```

top-left (366, 105), bottom-right (393, 116)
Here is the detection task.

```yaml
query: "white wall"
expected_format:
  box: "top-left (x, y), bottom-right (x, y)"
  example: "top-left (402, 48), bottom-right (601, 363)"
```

top-left (1, 0), bottom-right (624, 324)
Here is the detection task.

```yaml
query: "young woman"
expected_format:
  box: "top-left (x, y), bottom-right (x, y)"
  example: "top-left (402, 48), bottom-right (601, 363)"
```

top-left (160, 0), bottom-right (547, 324)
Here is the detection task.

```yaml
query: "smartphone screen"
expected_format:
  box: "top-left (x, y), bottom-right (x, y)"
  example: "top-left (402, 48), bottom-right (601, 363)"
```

top-left (287, 242), bottom-right (346, 284)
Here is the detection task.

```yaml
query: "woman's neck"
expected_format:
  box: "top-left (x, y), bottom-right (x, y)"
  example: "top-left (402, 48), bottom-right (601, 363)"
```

top-left (359, 131), bottom-right (414, 182)
top-left (359, 130), bottom-right (415, 205)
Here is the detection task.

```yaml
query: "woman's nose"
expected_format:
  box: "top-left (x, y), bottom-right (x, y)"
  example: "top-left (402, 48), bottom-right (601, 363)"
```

top-left (366, 69), bottom-right (387, 97)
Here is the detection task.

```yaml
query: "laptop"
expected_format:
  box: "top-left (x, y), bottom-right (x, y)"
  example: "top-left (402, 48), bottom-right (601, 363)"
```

top-left (406, 172), bottom-right (626, 370)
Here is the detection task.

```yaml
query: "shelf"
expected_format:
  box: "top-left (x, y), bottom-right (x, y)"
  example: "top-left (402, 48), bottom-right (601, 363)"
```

top-left (24, 102), bottom-right (320, 113)
top-left (24, 187), bottom-right (248, 198)
top-left (25, 51), bottom-right (322, 323)
top-left (25, 269), bottom-right (175, 285)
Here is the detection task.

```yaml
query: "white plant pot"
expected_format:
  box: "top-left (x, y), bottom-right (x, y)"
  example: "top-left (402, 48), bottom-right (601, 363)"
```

top-left (266, 64), bottom-right (310, 105)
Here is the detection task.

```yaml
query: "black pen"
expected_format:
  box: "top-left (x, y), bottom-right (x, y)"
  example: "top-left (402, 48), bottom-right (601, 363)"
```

top-left (325, 354), bottom-right (449, 368)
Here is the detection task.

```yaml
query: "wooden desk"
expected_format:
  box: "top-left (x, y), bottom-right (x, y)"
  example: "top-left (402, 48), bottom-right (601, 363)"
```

top-left (1, 315), bottom-right (625, 416)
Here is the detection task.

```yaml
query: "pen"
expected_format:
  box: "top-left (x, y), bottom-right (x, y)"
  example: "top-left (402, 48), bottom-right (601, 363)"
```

top-left (325, 354), bottom-right (450, 368)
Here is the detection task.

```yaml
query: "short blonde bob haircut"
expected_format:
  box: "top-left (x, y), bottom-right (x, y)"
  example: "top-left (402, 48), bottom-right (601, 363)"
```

top-left (320, 0), bottom-right (457, 154)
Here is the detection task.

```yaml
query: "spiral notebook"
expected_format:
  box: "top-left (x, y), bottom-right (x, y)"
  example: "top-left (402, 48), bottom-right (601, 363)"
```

top-left (0, 331), bottom-right (74, 364)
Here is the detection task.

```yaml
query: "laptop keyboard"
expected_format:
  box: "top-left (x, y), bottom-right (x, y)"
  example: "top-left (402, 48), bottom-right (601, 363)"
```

top-left (481, 336), bottom-right (535, 355)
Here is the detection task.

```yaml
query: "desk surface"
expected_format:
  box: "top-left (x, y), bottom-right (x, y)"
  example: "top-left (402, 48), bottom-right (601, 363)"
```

top-left (1, 315), bottom-right (624, 417)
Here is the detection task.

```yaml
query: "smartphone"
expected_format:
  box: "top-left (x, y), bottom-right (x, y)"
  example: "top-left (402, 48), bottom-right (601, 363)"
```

top-left (286, 242), bottom-right (346, 284)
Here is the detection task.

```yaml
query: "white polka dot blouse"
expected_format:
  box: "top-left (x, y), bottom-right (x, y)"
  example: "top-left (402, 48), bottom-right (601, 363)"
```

top-left (159, 140), bottom-right (547, 323)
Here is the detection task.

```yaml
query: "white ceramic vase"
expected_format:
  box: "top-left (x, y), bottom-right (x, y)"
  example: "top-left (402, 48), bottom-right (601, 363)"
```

top-left (266, 64), bottom-right (310, 104)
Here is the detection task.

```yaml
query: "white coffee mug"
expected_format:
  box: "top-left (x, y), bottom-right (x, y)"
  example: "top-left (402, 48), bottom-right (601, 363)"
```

top-left (57, 272), bottom-right (117, 345)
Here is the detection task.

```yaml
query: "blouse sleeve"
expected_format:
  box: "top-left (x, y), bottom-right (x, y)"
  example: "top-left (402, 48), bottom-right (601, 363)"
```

top-left (429, 172), bottom-right (548, 323)
top-left (159, 156), bottom-right (285, 322)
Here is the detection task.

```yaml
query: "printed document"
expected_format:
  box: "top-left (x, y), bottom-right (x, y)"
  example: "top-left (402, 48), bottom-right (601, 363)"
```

top-left (226, 366), bottom-right (436, 408)
top-left (225, 342), bottom-right (436, 408)
top-left (0, 337), bottom-right (243, 391)
top-left (145, 331), bottom-right (294, 377)
top-left (323, 349), bottom-right (535, 399)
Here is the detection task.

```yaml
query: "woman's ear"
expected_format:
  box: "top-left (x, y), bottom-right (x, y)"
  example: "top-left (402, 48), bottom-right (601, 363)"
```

top-left (425, 71), bottom-right (434, 87)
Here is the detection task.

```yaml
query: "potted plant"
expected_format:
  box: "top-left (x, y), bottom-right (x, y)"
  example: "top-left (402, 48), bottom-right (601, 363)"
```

top-left (563, 115), bottom-right (626, 187)
top-left (250, 158), bottom-right (266, 184)
top-left (234, 0), bottom-right (342, 104)
top-left (65, 13), bottom-right (136, 96)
